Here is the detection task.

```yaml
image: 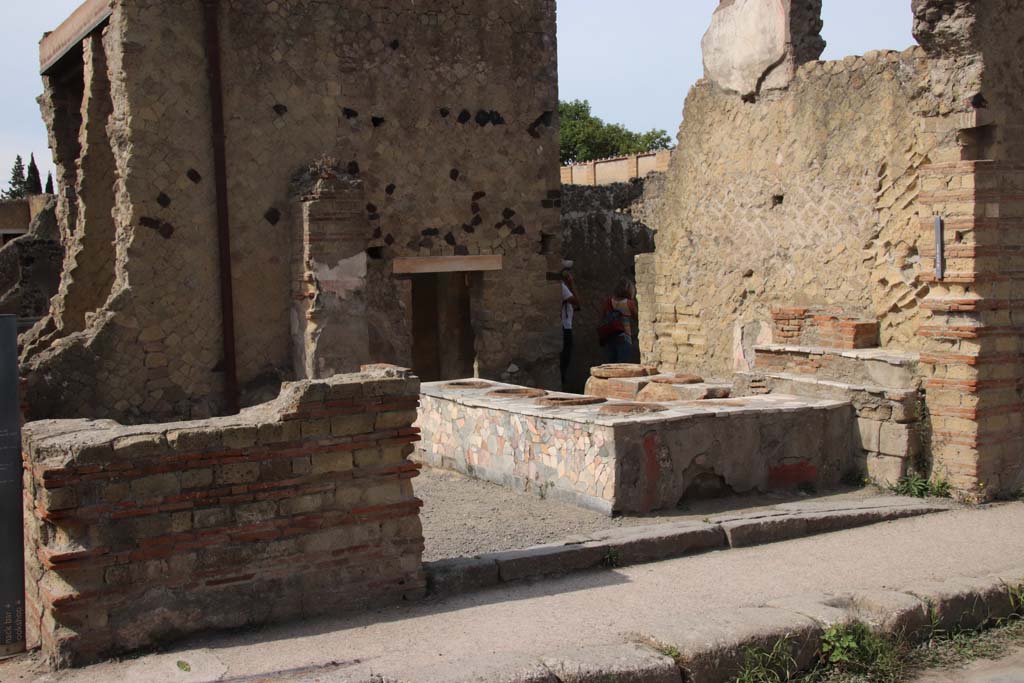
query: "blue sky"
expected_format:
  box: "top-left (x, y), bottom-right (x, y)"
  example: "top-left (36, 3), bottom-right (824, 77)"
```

top-left (0, 1), bottom-right (915, 190)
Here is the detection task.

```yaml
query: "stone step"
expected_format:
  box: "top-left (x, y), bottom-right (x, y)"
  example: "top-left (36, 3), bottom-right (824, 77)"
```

top-left (424, 498), bottom-right (951, 597)
top-left (736, 371), bottom-right (920, 422)
top-left (754, 344), bottom-right (920, 391)
top-left (734, 371), bottom-right (923, 486)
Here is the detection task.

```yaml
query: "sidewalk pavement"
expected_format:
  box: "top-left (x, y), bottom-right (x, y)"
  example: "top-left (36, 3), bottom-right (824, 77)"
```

top-left (912, 646), bottom-right (1024, 682)
top-left (8, 502), bottom-right (1024, 683)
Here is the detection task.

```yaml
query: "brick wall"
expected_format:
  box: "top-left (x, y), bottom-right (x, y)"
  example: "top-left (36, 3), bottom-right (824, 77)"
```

top-left (770, 306), bottom-right (879, 350)
top-left (918, 159), bottom-right (1024, 498)
top-left (562, 151), bottom-right (673, 186)
top-left (22, 365), bottom-right (424, 668)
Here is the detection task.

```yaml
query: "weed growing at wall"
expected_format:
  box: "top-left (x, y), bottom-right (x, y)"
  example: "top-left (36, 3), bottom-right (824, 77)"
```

top-left (729, 582), bottom-right (1024, 682)
top-left (891, 472), bottom-right (952, 499)
top-left (734, 636), bottom-right (799, 683)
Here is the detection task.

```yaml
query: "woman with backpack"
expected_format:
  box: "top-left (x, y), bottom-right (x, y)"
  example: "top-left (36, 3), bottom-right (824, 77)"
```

top-left (598, 278), bottom-right (639, 363)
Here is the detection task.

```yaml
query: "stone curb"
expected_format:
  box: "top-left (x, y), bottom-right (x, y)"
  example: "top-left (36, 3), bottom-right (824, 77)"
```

top-left (655, 568), bottom-right (1024, 683)
top-left (424, 502), bottom-right (949, 598)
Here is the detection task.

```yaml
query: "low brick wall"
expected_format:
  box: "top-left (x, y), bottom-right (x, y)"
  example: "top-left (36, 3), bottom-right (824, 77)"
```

top-left (22, 365), bottom-right (424, 668)
top-left (770, 307), bottom-right (879, 350)
top-left (417, 380), bottom-right (855, 516)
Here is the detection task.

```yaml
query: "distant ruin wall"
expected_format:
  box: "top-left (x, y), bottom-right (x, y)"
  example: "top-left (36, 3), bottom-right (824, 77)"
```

top-left (27, 0), bottom-right (561, 422)
top-left (22, 365), bottom-right (424, 668)
top-left (559, 181), bottom-right (656, 391)
top-left (0, 200), bottom-right (31, 237)
top-left (561, 151), bottom-right (673, 186)
top-left (0, 197), bottom-right (62, 325)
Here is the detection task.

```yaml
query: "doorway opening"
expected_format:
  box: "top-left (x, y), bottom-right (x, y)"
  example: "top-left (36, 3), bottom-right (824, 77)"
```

top-left (411, 272), bottom-right (477, 382)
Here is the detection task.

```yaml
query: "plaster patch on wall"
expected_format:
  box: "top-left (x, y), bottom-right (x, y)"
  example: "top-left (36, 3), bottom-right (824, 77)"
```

top-left (311, 252), bottom-right (367, 299)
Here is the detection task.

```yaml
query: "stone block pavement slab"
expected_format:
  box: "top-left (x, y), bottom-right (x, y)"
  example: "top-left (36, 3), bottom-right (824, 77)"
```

top-left (6, 503), bottom-right (1024, 683)
top-left (424, 497), bottom-right (950, 597)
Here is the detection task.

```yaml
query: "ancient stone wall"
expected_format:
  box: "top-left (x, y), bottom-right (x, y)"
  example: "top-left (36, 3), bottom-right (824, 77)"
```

top-left (641, 0), bottom-right (1024, 498)
top-left (639, 46), bottom-right (960, 375)
top-left (27, 0), bottom-right (561, 422)
top-left (0, 200), bottom-right (31, 238)
top-left (22, 365), bottom-right (424, 667)
top-left (560, 180), bottom-right (656, 391)
top-left (0, 197), bottom-right (62, 326)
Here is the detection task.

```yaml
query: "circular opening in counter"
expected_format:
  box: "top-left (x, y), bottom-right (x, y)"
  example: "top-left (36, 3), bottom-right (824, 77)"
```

top-left (535, 396), bottom-right (607, 408)
top-left (487, 387), bottom-right (548, 399)
top-left (650, 373), bottom-right (704, 385)
top-left (442, 380), bottom-right (493, 390)
top-left (599, 403), bottom-right (668, 416)
top-left (590, 364), bottom-right (655, 380)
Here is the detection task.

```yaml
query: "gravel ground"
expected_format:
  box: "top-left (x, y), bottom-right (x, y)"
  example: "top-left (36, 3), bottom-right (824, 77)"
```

top-left (414, 466), bottom-right (882, 561)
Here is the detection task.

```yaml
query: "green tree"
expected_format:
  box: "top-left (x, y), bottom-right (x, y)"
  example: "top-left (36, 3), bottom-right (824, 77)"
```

top-left (2, 155), bottom-right (27, 200)
top-left (45, 172), bottom-right (54, 195)
top-left (25, 154), bottom-right (43, 195)
top-left (559, 99), bottom-right (674, 165)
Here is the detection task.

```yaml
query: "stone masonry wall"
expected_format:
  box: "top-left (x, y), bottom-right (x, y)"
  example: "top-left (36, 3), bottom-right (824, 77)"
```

top-left (26, 0), bottom-right (561, 422)
top-left (560, 180), bottom-right (656, 391)
top-left (0, 197), bottom-right (62, 325)
top-left (638, 46), bottom-right (951, 376)
top-left (0, 200), bottom-right (31, 236)
top-left (22, 365), bottom-right (424, 668)
top-left (641, 0), bottom-right (1024, 498)
top-left (417, 380), bottom-right (854, 515)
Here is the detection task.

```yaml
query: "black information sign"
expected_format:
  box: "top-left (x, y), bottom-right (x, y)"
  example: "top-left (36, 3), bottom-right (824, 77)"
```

top-left (0, 315), bottom-right (24, 658)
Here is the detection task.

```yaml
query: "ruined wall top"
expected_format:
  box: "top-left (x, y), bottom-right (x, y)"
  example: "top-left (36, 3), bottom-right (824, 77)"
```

top-left (911, 0), bottom-right (978, 56)
top-left (701, 0), bottom-right (825, 98)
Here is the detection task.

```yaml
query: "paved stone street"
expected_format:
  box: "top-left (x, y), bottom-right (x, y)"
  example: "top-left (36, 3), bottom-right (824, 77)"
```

top-left (2, 502), bottom-right (1021, 683)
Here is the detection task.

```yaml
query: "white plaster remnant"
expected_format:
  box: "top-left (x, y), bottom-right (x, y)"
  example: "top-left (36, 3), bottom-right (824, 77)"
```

top-left (702, 0), bottom-right (788, 97)
top-left (311, 252), bottom-right (367, 299)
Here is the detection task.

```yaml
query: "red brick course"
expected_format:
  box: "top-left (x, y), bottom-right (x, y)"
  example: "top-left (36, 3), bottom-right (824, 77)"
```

top-left (918, 160), bottom-right (1024, 498)
top-left (770, 306), bottom-right (879, 350)
top-left (22, 365), bottom-right (424, 668)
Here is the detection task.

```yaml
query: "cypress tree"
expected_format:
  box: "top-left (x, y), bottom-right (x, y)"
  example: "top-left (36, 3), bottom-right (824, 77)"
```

top-left (45, 172), bottom-right (54, 195)
top-left (25, 154), bottom-right (43, 195)
top-left (2, 156), bottom-right (26, 200)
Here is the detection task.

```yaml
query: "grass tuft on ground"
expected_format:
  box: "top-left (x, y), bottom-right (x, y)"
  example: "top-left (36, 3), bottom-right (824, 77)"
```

top-left (729, 583), bottom-right (1024, 682)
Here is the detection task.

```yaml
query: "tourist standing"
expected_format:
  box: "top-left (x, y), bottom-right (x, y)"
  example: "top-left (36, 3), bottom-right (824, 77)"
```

top-left (560, 264), bottom-right (580, 387)
top-left (599, 278), bottom-right (638, 363)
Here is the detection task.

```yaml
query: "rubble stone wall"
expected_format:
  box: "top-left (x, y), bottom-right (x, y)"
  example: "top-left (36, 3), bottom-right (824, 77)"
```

top-left (0, 197), bottom-right (62, 324)
top-left (22, 365), bottom-right (424, 667)
top-left (27, 0), bottom-right (561, 422)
